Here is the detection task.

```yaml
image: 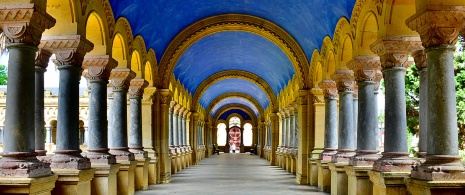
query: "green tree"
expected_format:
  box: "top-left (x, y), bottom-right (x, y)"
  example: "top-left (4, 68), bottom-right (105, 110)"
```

top-left (0, 65), bottom-right (6, 85)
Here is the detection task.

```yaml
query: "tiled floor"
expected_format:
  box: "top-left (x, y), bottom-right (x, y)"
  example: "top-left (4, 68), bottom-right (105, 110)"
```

top-left (137, 153), bottom-right (328, 195)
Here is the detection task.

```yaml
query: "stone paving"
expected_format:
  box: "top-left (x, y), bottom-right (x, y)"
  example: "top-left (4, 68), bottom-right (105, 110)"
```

top-left (137, 153), bottom-right (328, 195)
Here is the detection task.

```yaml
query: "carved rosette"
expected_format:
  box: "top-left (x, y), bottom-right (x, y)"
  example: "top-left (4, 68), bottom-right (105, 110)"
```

top-left (128, 78), bottom-right (148, 98)
top-left (318, 79), bottom-right (338, 99)
top-left (413, 50), bottom-right (427, 71)
top-left (406, 8), bottom-right (465, 48)
top-left (39, 35), bottom-right (94, 67)
top-left (331, 69), bottom-right (355, 92)
top-left (82, 55), bottom-right (117, 81)
top-left (370, 36), bottom-right (423, 69)
top-left (35, 49), bottom-right (52, 68)
top-left (0, 4), bottom-right (56, 46)
top-left (310, 87), bottom-right (324, 104)
top-left (109, 68), bottom-right (135, 91)
top-left (347, 56), bottom-right (381, 83)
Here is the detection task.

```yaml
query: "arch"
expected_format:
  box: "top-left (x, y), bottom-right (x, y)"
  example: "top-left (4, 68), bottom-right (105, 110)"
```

top-left (158, 14), bottom-right (309, 90)
top-left (132, 35), bottom-right (148, 78)
top-left (308, 49), bottom-right (321, 88)
top-left (85, 12), bottom-right (106, 55)
top-left (340, 35), bottom-right (354, 68)
top-left (213, 105), bottom-right (258, 128)
top-left (192, 70), bottom-right (277, 111)
top-left (131, 50), bottom-right (142, 78)
top-left (145, 49), bottom-right (158, 86)
top-left (326, 51), bottom-right (336, 78)
top-left (357, 11), bottom-right (379, 55)
top-left (320, 36), bottom-right (335, 79)
top-left (205, 92), bottom-right (264, 117)
top-left (44, 0), bottom-right (80, 36)
top-left (112, 17), bottom-right (134, 68)
top-left (217, 123), bottom-right (227, 146)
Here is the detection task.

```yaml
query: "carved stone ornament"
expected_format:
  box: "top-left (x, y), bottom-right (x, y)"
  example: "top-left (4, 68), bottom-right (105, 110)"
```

top-left (297, 89), bottom-right (309, 105)
top-left (374, 70), bottom-right (383, 91)
top-left (406, 7), bottom-right (465, 48)
top-left (82, 55), bottom-right (117, 81)
top-left (143, 87), bottom-right (157, 103)
top-left (39, 35), bottom-right (94, 67)
top-left (347, 56), bottom-right (381, 82)
top-left (331, 69), bottom-right (355, 92)
top-left (0, 4), bottom-right (56, 46)
top-left (173, 103), bottom-right (181, 115)
top-left (51, 150), bottom-right (91, 170)
top-left (412, 50), bottom-right (427, 71)
top-left (319, 79), bottom-right (338, 99)
top-left (109, 68), bottom-right (136, 91)
top-left (35, 49), bottom-right (52, 68)
top-left (353, 83), bottom-right (359, 98)
top-left (310, 87), bottom-right (324, 103)
top-left (159, 89), bottom-right (171, 105)
top-left (128, 78), bottom-right (149, 97)
top-left (370, 36), bottom-right (423, 69)
top-left (373, 152), bottom-right (419, 172)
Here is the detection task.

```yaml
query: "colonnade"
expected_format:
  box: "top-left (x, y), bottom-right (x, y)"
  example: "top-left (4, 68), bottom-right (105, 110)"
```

top-left (276, 107), bottom-right (299, 174)
top-left (168, 102), bottom-right (193, 174)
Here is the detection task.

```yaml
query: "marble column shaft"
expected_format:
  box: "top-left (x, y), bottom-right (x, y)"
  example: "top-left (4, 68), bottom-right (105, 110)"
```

top-left (35, 49), bottom-right (52, 156)
top-left (286, 114), bottom-right (291, 147)
top-left (168, 103), bottom-right (174, 146)
top-left (178, 108), bottom-right (184, 147)
top-left (289, 111), bottom-right (295, 148)
top-left (128, 78), bottom-right (148, 158)
top-left (413, 50), bottom-right (428, 157)
top-left (173, 111), bottom-right (179, 146)
top-left (319, 79), bottom-right (338, 160)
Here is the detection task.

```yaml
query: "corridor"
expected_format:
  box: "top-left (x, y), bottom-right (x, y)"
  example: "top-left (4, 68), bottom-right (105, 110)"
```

top-left (137, 153), bottom-right (327, 195)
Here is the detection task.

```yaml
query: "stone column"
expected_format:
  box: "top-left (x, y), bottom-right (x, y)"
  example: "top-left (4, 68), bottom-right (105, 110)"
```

top-left (0, 4), bottom-right (55, 180)
top-left (406, 7), bottom-right (465, 187)
top-left (128, 78), bottom-right (150, 191)
top-left (328, 69), bottom-right (355, 195)
top-left (371, 37), bottom-right (422, 172)
top-left (289, 108), bottom-right (295, 149)
top-left (172, 104), bottom-right (180, 148)
top-left (317, 80), bottom-right (338, 193)
top-left (158, 89), bottom-right (172, 183)
top-left (413, 50), bottom-right (427, 158)
top-left (142, 87), bottom-right (158, 185)
top-left (38, 35), bottom-right (93, 171)
top-left (35, 49), bottom-right (52, 156)
top-left (348, 56), bottom-right (382, 166)
top-left (178, 107), bottom-right (185, 149)
top-left (309, 87), bottom-right (325, 186)
top-left (269, 113), bottom-right (279, 166)
top-left (374, 71), bottom-right (383, 151)
top-left (168, 101), bottom-right (175, 149)
top-left (191, 113), bottom-right (200, 164)
top-left (296, 90), bottom-right (309, 184)
top-left (352, 84), bottom-right (358, 136)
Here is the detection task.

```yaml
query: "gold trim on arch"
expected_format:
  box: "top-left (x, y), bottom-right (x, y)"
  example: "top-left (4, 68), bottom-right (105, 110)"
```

top-left (157, 14), bottom-right (309, 90)
top-left (213, 104), bottom-right (258, 127)
top-left (206, 92), bottom-right (264, 117)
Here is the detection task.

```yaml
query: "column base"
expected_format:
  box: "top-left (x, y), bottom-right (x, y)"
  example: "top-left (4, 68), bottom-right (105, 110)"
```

top-left (0, 155), bottom-right (52, 177)
top-left (148, 157), bottom-right (157, 185)
top-left (170, 153), bottom-right (177, 174)
top-left (319, 148), bottom-right (337, 161)
top-left (51, 150), bottom-right (91, 170)
top-left (316, 160), bottom-right (331, 192)
top-left (329, 162), bottom-right (349, 195)
top-left (406, 177), bottom-right (465, 195)
top-left (368, 170), bottom-right (410, 195)
top-left (116, 160), bottom-right (137, 195)
top-left (84, 149), bottom-right (117, 164)
top-left (349, 150), bottom-right (380, 166)
top-left (331, 149), bottom-right (356, 163)
top-left (129, 148), bottom-right (148, 159)
top-left (51, 168), bottom-right (95, 195)
top-left (91, 163), bottom-right (120, 195)
top-left (134, 158), bottom-right (150, 191)
top-left (373, 152), bottom-right (418, 172)
top-left (109, 147), bottom-right (135, 161)
top-left (0, 174), bottom-right (58, 195)
top-left (410, 155), bottom-right (465, 181)
top-left (35, 150), bottom-right (47, 157)
top-left (176, 153), bottom-right (182, 172)
top-left (309, 158), bottom-right (319, 186)
top-left (345, 165), bottom-right (373, 195)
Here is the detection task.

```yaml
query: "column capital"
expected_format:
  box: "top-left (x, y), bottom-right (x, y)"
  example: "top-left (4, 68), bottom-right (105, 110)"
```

top-left (309, 87), bottom-right (324, 104)
top-left (82, 55), bottom-right (117, 81)
top-left (370, 36), bottom-right (422, 69)
top-left (268, 112), bottom-right (278, 121)
top-left (35, 49), bottom-right (52, 69)
top-left (178, 107), bottom-right (186, 117)
top-left (347, 56), bottom-right (381, 82)
top-left (331, 69), bottom-right (355, 92)
top-left (353, 83), bottom-right (359, 98)
top-left (283, 108), bottom-right (290, 117)
top-left (413, 50), bottom-right (428, 71)
top-left (142, 87), bottom-right (157, 103)
top-left (0, 4), bottom-right (55, 46)
top-left (374, 70), bottom-right (383, 91)
top-left (158, 88), bottom-right (171, 105)
top-left (109, 68), bottom-right (135, 91)
top-left (173, 103), bottom-right (182, 115)
top-left (128, 78), bottom-right (148, 98)
top-left (296, 89), bottom-right (309, 106)
top-left (406, 6), bottom-right (465, 48)
top-left (39, 35), bottom-right (94, 67)
top-left (318, 79), bottom-right (338, 99)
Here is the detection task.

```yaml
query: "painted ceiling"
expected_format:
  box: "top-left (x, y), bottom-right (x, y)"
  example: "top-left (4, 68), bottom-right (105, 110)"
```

top-left (210, 97), bottom-right (260, 117)
top-left (109, 0), bottom-right (355, 116)
top-left (219, 109), bottom-right (252, 121)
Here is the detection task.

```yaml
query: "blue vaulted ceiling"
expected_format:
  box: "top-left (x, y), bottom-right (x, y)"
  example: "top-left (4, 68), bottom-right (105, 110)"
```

top-left (173, 32), bottom-right (294, 95)
top-left (219, 109), bottom-right (252, 121)
top-left (109, 0), bottom-right (356, 113)
top-left (200, 79), bottom-right (268, 109)
top-left (210, 97), bottom-right (260, 117)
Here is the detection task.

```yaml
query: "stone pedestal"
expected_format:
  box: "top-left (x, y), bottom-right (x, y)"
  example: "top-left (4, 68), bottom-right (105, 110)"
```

top-left (309, 159), bottom-right (319, 186)
top-left (51, 169), bottom-right (95, 195)
top-left (148, 157), bottom-right (158, 185)
top-left (316, 160), bottom-right (331, 192)
top-left (116, 161), bottom-right (137, 195)
top-left (345, 166), bottom-right (373, 195)
top-left (290, 153), bottom-right (297, 174)
top-left (405, 178), bottom-right (465, 195)
top-left (329, 162), bottom-right (349, 195)
top-left (369, 171), bottom-right (409, 195)
top-left (91, 163), bottom-right (120, 195)
top-left (176, 152), bottom-right (182, 172)
top-left (134, 158), bottom-right (150, 191)
top-left (0, 175), bottom-right (58, 195)
top-left (170, 152), bottom-right (177, 174)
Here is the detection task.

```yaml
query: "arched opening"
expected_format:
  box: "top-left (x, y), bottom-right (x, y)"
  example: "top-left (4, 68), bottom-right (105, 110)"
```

top-left (243, 123), bottom-right (252, 146)
top-left (131, 50), bottom-right (142, 78)
top-left (229, 117), bottom-right (241, 153)
top-left (217, 123), bottom-right (227, 146)
top-left (112, 33), bottom-right (127, 68)
top-left (86, 12), bottom-right (106, 55)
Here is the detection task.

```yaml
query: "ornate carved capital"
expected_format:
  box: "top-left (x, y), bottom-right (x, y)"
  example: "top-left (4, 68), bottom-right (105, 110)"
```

top-left (178, 107), bottom-right (186, 117)
top-left (39, 35), bottom-right (94, 67)
top-left (159, 89), bottom-right (171, 105)
top-left (297, 89), bottom-right (309, 105)
top-left (353, 83), bottom-right (359, 98)
top-left (35, 49), bottom-right (52, 68)
top-left (374, 70), bottom-right (383, 91)
top-left (371, 36), bottom-right (423, 69)
top-left (310, 87), bottom-right (324, 103)
top-left (109, 68), bottom-right (135, 91)
top-left (82, 55), bottom-right (117, 81)
top-left (331, 69), bottom-right (355, 92)
top-left (406, 7), bottom-right (465, 48)
top-left (173, 103), bottom-right (181, 115)
top-left (0, 4), bottom-right (56, 46)
top-left (413, 50), bottom-right (427, 71)
top-left (128, 78), bottom-right (148, 98)
top-left (143, 87), bottom-right (157, 103)
top-left (318, 79), bottom-right (338, 99)
top-left (347, 56), bottom-right (381, 82)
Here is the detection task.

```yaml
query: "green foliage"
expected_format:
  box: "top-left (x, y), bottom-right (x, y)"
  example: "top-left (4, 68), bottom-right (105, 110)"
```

top-left (405, 64), bottom-right (420, 136)
top-left (0, 65), bottom-right (6, 85)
